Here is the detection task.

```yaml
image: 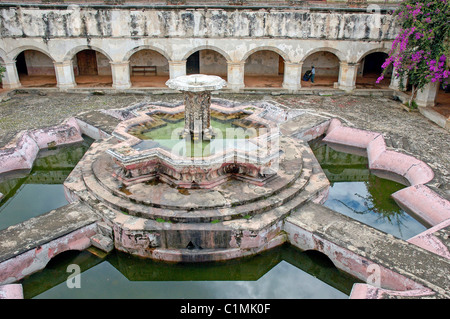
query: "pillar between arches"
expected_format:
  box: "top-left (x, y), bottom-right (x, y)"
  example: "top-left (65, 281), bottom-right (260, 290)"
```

top-left (1, 61), bottom-right (21, 89)
top-left (54, 60), bottom-right (76, 89)
top-left (338, 62), bottom-right (359, 92)
top-left (169, 61), bottom-right (187, 80)
top-left (416, 81), bottom-right (439, 107)
top-left (282, 62), bottom-right (303, 92)
top-left (227, 61), bottom-right (245, 92)
top-left (110, 61), bottom-right (131, 90)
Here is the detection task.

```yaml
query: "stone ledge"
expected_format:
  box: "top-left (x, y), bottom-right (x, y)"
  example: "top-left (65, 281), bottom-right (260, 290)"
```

top-left (0, 284), bottom-right (23, 299)
top-left (0, 202), bottom-right (99, 264)
top-left (285, 202), bottom-right (450, 298)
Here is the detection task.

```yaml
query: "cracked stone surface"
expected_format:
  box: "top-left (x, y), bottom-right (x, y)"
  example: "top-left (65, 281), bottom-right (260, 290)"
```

top-left (1, 91), bottom-right (448, 197)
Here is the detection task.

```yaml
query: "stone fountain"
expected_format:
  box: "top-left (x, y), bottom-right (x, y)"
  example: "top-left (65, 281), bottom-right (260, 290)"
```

top-left (107, 74), bottom-right (280, 189)
top-left (165, 74), bottom-right (227, 141)
top-left (64, 75), bottom-right (330, 262)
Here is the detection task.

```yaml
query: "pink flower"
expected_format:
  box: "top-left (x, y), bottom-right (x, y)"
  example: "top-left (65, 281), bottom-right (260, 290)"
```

top-left (376, 75), bottom-right (384, 84)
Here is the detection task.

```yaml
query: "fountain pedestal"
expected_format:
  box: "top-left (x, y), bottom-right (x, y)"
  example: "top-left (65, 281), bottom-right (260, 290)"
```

top-left (166, 74), bottom-right (227, 141)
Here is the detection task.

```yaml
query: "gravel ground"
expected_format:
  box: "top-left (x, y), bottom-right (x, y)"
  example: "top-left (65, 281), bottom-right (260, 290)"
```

top-left (0, 89), bottom-right (448, 197)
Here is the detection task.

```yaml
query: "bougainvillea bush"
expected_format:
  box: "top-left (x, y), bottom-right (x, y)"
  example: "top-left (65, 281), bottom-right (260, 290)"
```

top-left (377, 0), bottom-right (449, 104)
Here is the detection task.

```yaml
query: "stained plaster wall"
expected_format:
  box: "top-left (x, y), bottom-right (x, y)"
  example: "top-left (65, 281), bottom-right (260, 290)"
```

top-left (0, 5), bottom-right (399, 88)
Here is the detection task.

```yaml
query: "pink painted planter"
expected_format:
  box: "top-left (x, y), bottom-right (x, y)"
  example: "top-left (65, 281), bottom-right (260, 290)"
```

top-left (0, 118), bottom-right (83, 175)
top-left (323, 119), bottom-right (449, 228)
top-left (285, 220), bottom-right (427, 292)
top-left (407, 217), bottom-right (450, 259)
top-left (393, 185), bottom-right (450, 227)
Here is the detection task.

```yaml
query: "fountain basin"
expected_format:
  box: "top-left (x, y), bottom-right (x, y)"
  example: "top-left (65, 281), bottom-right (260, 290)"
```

top-left (108, 103), bottom-right (281, 189)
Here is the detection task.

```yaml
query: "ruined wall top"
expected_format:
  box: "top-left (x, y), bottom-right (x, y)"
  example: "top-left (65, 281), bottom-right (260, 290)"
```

top-left (0, 2), bottom-right (399, 40)
top-left (0, 0), bottom-right (402, 6)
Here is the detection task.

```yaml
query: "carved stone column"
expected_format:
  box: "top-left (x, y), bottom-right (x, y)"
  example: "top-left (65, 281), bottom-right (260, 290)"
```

top-left (166, 74), bottom-right (227, 142)
top-left (110, 61), bottom-right (131, 90)
top-left (183, 91), bottom-right (214, 141)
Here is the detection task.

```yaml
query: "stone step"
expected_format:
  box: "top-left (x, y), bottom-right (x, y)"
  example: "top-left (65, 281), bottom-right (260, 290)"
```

top-left (92, 153), bottom-right (302, 211)
top-left (77, 135), bottom-right (318, 223)
top-left (90, 233), bottom-right (114, 253)
top-left (90, 135), bottom-right (307, 211)
top-left (81, 155), bottom-right (313, 223)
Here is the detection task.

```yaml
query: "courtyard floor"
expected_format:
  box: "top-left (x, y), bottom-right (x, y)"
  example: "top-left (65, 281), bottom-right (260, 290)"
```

top-left (0, 90), bottom-right (448, 199)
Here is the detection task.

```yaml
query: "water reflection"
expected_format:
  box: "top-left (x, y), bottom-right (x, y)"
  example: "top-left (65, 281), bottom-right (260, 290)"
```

top-left (22, 245), bottom-right (360, 299)
top-left (0, 137), bottom-right (93, 230)
top-left (310, 138), bottom-right (427, 240)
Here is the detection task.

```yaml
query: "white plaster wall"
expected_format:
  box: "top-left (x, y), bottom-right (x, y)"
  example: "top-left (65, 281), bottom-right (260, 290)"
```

top-left (0, 7), bottom-right (399, 41)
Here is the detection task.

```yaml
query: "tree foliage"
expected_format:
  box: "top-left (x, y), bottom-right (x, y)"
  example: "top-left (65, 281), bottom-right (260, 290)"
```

top-left (0, 65), bottom-right (5, 83)
top-left (378, 0), bottom-right (450, 102)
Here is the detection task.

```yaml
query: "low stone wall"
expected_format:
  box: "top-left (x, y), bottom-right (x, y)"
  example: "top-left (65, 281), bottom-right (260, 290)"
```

top-left (285, 202), bottom-right (449, 298)
top-left (0, 117), bottom-right (84, 174)
top-left (0, 202), bottom-right (99, 286)
top-left (323, 118), bottom-right (450, 227)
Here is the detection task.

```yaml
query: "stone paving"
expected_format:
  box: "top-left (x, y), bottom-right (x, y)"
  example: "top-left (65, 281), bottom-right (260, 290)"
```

top-left (1, 90), bottom-right (448, 199)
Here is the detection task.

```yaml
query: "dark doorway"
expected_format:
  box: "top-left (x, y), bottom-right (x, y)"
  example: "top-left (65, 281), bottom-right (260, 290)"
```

top-left (186, 51), bottom-right (200, 74)
top-left (16, 51), bottom-right (28, 75)
top-left (363, 52), bottom-right (388, 76)
top-left (76, 50), bottom-right (98, 76)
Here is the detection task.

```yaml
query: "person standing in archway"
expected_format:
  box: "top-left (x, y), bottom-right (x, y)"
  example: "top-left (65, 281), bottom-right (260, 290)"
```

top-left (311, 66), bottom-right (315, 83)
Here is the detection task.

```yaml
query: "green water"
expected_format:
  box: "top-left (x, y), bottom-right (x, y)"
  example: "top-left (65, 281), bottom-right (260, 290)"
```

top-left (130, 112), bottom-right (264, 157)
top-left (0, 137), bottom-right (93, 230)
top-left (310, 138), bottom-right (427, 240)
top-left (21, 245), bottom-right (361, 299)
top-left (8, 135), bottom-right (429, 299)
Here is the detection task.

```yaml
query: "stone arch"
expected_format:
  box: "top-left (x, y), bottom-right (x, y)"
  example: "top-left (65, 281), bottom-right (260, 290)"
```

top-left (9, 45), bottom-right (55, 62)
top-left (63, 45), bottom-right (113, 63)
top-left (127, 47), bottom-right (171, 88)
top-left (301, 47), bottom-right (345, 64)
top-left (241, 46), bottom-right (290, 63)
top-left (356, 48), bottom-right (392, 88)
top-left (182, 45), bottom-right (231, 63)
top-left (356, 47), bottom-right (390, 65)
top-left (243, 47), bottom-right (288, 88)
top-left (301, 49), bottom-right (342, 87)
top-left (66, 46), bottom-right (113, 87)
top-left (123, 45), bottom-right (172, 63)
top-left (12, 47), bottom-right (57, 88)
top-left (184, 48), bottom-right (229, 77)
top-left (302, 250), bottom-right (339, 269)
